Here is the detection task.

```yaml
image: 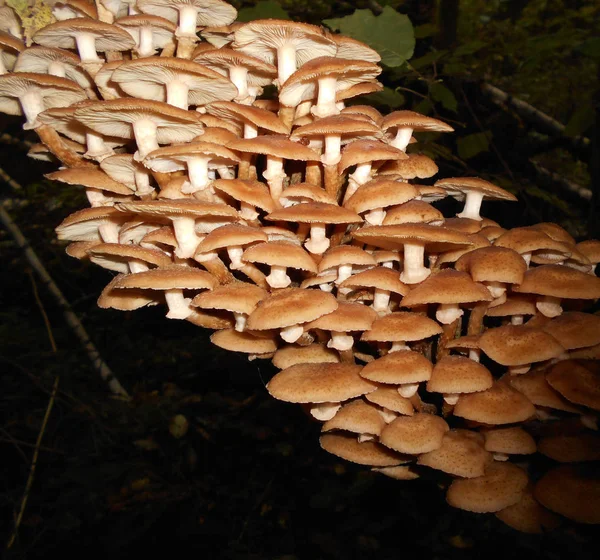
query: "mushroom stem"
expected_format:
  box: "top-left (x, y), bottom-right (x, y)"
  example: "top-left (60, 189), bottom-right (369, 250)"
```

top-left (132, 118), bottom-right (159, 159)
top-left (313, 76), bottom-right (338, 118)
top-left (398, 383), bottom-right (419, 398)
top-left (263, 156), bottom-right (285, 204)
top-left (230, 65), bottom-right (249, 101)
top-left (304, 223), bottom-right (329, 255)
top-left (373, 289), bottom-right (391, 313)
top-left (166, 79), bottom-right (189, 109)
top-left (75, 33), bottom-right (101, 62)
top-left (457, 191), bottom-right (485, 220)
top-left (267, 265), bottom-right (291, 288)
top-left (391, 127), bottom-right (413, 151)
top-left (47, 61), bottom-right (66, 77)
top-left (183, 157), bottom-right (210, 193)
top-left (137, 27), bottom-right (156, 57)
top-left (178, 5), bottom-right (198, 37)
top-left (400, 243), bottom-right (430, 284)
top-left (85, 131), bottom-right (113, 160)
top-left (436, 303), bottom-right (464, 325)
top-left (171, 216), bottom-right (199, 259)
top-left (536, 296), bottom-right (562, 318)
top-left (327, 331), bottom-right (354, 352)
top-left (164, 289), bottom-right (192, 319)
top-left (20, 89), bottom-right (44, 130)
top-left (276, 43), bottom-right (297, 85)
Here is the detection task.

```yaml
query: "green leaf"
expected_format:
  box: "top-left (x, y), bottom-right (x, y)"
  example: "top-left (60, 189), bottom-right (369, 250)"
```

top-left (577, 37), bottom-right (600, 59)
top-left (237, 0), bottom-right (290, 22)
top-left (358, 87), bottom-right (405, 109)
top-left (410, 49), bottom-right (448, 70)
top-left (564, 104), bottom-right (595, 137)
top-left (453, 41), bottom-right (487, 57)
top-left (429, 82), bottom-right (458, 113)
top-left (457, 131), bottom-right (492, 160)
top-left (413, 98), bottom-right (434, 115)
top-left (414, 23), bottom-right (437, 39)
top-left (324, 7), bottom-right (415, 68)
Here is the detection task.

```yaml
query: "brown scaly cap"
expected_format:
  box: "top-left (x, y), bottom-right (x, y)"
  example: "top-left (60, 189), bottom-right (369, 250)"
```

top-left (266, 362), bottom-right (377, 404)
top-left (542, 312), bottom-right (600, 351)
top-left (382, 200), bottom-right (444, 226)
top-left (538, 433), bottom-right (600, 463)
top-left (344, 178), bottom-right (418, 215)
top-left (279, 183), bottom-right (337, 206)
top-left (508, 369), bottom-right (581, 413)
top-left (192, 281), bottom-right (267, 315)
top-left (322, 399), bottom-right (387, 437)
top-left (55, 207), bottom-right (127, 241)
top-left (513, 264), bottom-right (600, 299)
top-left (338, 139), bottom-right (408, 173)
top-left (318, 245), bottom-right (376, 272)
top-left (114, 265), bottom-right (217, 290)
top-left (382, 110), bottom-right (454, 133)
top-left (212, 179), bottom-right (275, 214)
top-left (210, 329), bottom-right (277, 355)
top-left (242, 240), bottom-right (318, 272)
top-left (97, 273), bottom-right (158, 311)
top-left (478, 324), bottom-right (565, 367)
top-left (340, 105), bottom-right (383, 124)
top-left (116, 199), bottom-right (238, 219)
top-left (266, 202), bottom-right (362, 225)
top-left (306, 301), bottom-right (378, 332)
top-left (246, 288), bottom-right (338, 331)
top-left (87, 243), bottom-right (172, 271)
top-left (330, 34), bottom-right (381, 63)
top-left (534, 465), bottom-right (600, 524)
top-left (228, 134), bottom-right (320, 160)
top-left (362, 312), bottom-right (442, 343)
top-left (417, 429), bottom-right (493, 478)
top-left (401, 269), bottom-right (493, 307)
top-left (360, 350), bottom-right (432, 385)
top-left (272, 343), bottom-right (339, 370)
top-left (46, 168), bottom-right (133, 196)
top-left (576, 239), bottom-right (600, 265)
top-left (339, 266), bottom-right (409, 296)
top-left (483, 427), bottom-right (537, 456)
top-left (435, 176), bottom-right (516, 201)
top-left (453, 381), bottom-right (536, 425)
top-left (137, 0), bottom-right (238, 28)
top-left (380, 413), bottom-right (449, 455)
top-left (364, 386), bottom-right (414, 416)
top-left (427, 356), bottom-right (493, 395)
top-left (206, 100), bottom-right (288, 134)
top-left (320, 432), bottom-right (406, 467)
top-left (495, 489), bottom-right (561, 535)
top-left (546, 360), bottom-right (600, 411)
top-left (195, 223), bottom-right (267, 254)
top-left (378, 153), bottom-right (439, 180)
top-left (447, 462), bottom-right (529, 513)
top-left (494, 227), bottom-right (572, 259)
top-left (194, 48), bottom-right (277, 83)
top-left (455, 246), bottom-right (527, 285)
top-left (290, 115), bottom-right (381, 140)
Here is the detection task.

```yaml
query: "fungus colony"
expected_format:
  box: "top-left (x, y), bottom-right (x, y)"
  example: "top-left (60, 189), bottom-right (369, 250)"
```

top-left (2, 0), bottom-right (600, 534)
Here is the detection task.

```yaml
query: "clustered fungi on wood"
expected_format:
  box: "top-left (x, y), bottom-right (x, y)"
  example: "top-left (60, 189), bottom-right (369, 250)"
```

top-left (1, 0), bottom-right (600, 535)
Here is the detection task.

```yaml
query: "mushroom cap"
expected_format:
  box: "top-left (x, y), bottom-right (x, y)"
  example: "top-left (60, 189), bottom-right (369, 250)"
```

top-left (546, 360), bottom-right (600, 411)
top-left (266, 202), bottom-right (363, 225)
top-left (115, 14), bottom-right (178, 51)
top-left (242, 240), bottom-right (317, 272)
top-left (382, 110), bottom-right (454, 134)
top-left (272, 343), bottom-right (339, 370)
top-left (338, 138), bottom-right (407, 172)
top-left (206, 100), bottom-right (287, 134)
top-left (322, 399), bottom-right (387, 437)
top-left (541, 312), bottom-right (600, 350)
top-left (400, 269), bottom-right (492, 307)
top-left (212, 179), bottom-right (276, 213)
top-left (137, 0), bottom-right (237, 28)
top-left (382, 199), bottom-right (444, 226)
top-left (33, 18), bottom-right (135, 53)
top-left (88, 243), bottom-right (172, 272)
top-left (306, 302), bottom-right (378, 333)
top-left (534, 465), bottom-right (600, 524)
top-left (116, 199), bottom-right (238, 220)
top-left (192, 281), bottom-right (267, 315)
top-left (494, 227), bottom-right (572, 258)
top-left (538, 433), bottom-right (600, 463)
top-left (455, 246), bottom-right (527, 285)
top-left (483, 427), bottom-right (536, 456)
top-left (46, 168), bottom-right (133, 196)
top-left (330, 34), bottom-right (381, 63)
top-left (453, 381), bottom-right (536, 425)
top-left (232, 19), bottom-right (336, 67)
top-left (361, 312), bottom-right (442, 343)
top-left (114, 265), bottom-right (216, 290)
top-left (267, 362), bottom-right (376, 404)
top-left (210, 329), bottom-right (277, 355)
top-left (513, 264), bottom-right (600, 299)
top-left (74, 98), bottom-right (206, 144)
top-left (380, 413), bottom-right (449, 455)
top-left (364, 386), bottom-right (414, 415)
top-left (434, 176), bottom-right (517, 202)
top-left (495, 488), bottom-right (562, 534)
top-left (485, 294), bottom-right (537, 318)
top-left (344, 178), bottom-right (418, 214)
top-left (339, 266), bottom-right (409, 296)
top-left (144, 140), bottom-right (240, 172)
top-left (97, 273), bottom-right (158, 311)
top-left (446, 462), bottom-right (529, 513)
top-left (427, 356), bottom-right (493, 395)
top-left (195, 223), bottom-right (267, 253)
top-left (195, 48), bottom-right (277, 86)
top-left (318, 245), bottom-right (376, 271)
top-left (360, 350), bottom-right (433, 384)
top-left (478, 324), bottom-right (565, 366)
top-left (378, 153), bottom-right (439, 180)
top-left (320, 432), bottom-right (405, 467)
top-left (228, 134), bottom-right (320, 160)
top-left (508, 369), bottom-right (581, 413)
top-left (417, 429), bottom-right (492, 478)
top-left (290, 114), bottom-right (381, 141)
top-left (246, 287), bottom-right (338, 331)
top-left (55, 207), bottom-right (127, 241)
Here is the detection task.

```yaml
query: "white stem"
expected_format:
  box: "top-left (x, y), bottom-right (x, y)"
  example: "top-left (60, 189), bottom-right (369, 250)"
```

top-left (227, 246), bottom-right (244, 270)
top-left (391, 127), bottom-right (413, 151)
top-left (536, 296), bottom-right (562, 318)
top-left (178, 5), bottom-right (198, 37)
top-left (365, 208), bottom-right (386, 226)
top-left (132, 118), bottom-right (159, 159)
top-left (234, 312), bottom-right (247, 332)
top-left (277, 43), bottom-right (297, 85)
top-left (373, 289), bottom-right (391, 313)
top-left (398, 383), bottom-right (419, 398)
top-left (229, 65), bottom-right (249, 100)
top-left (171, 216), bottom-right (199, 259)
top-left (137, 27), bottom-right (156, 57)
top-left (75, 33), bottom-right (101, 62)
top-left (165, 289), bottom-right (192, 319)
top-left (400, 243), bottom-right (429, 284)
top-left (20, 89), bottom-right (45, 129)
top-left (85, 131), bottom-right (113, 159)
top-left (243, 121), bottom-right (258, 139)
top-left (129, 261), bottom-right (150, 273)
top-left (313, 76), bottom-right (338, 118)
top-left (443, 393), bottom-right (459, 405)
top-left (239, 202), bottom-right (259, 222)
top-left (98, 222), bottom-right (120, 243)
top-left (182, 157), bottom-right (210, 193)
top-left (267, 265), bottom-right (291, 288)
top-left (457, 191), bottom-right (485, 220)
top-left (47, 61), bottom-right (66, 77)
top-left (0, 55), bottom-right (6, 74)
top-left (280, 323), bottom-right (303, 343)
top-left (304, 223), bottom-right (329, 254)
top-left (134, 168), bottom-right (153, 196)
top-left (327, 331), bottom-right (353, 352)
top-left (436, 303), bottom-right (464, 325)
top-left (263, 157), bottom-right (285, 202)
top-left (390, 341), bottom-right (409, 352)
top-left (310, 402), bottom-right (340, 422)
top-left (321, 134), bottom-right (341, 166)
top-left (166, 79), bottom-right (189, 109)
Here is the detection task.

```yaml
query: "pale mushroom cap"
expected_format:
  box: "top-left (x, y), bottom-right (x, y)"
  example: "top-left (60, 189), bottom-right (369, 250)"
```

top-left (339, 266), bottom-right (409, 296)
top-left (360, 350), bottom-right (433, 384)
top-left (361, 312), bottom-right (442, 343)
top-left (546, 360), bottom-right (600, 411)
top-left (378, 153), bottom-right (439, 180)
top-left (88, 243), bottom-right (172, 271)
top-left (400, 269), bottom-right (493, 307)
top-left (478, 324), bottom-right (565, 366)
top-left (382, 199), bottom-right (444, 226)
top-left (242, 240), bottom-right (318, 273)
top-left (306, 302), bottom-right (378, 333)
top-left (246, 287), bottom-right (338, 331)
top-left (382, 110), bottom-right (454, 133)
top-left (212, 179), bottom-right (275, 214)
top-left (455, 246), bottom-right (527, 285)
top-left (513, 264), bottom-right (600, 299)
top-left (508, 370), bottom-right (581, 413)
top-left (534, 465), bottom-right (600, 524)
top-left (46, 168), bottom-right (133, 196)
top-left (195, 223), bottom-right (267, 253)
top-left (97, 273), bottom-right (158, 311)
top-left (322, 399), bottom-right (387, 437)
top-left (541, 312), bottom-right (600, 350)
top-left (114, 265), bottom-right (216, 290)
top-left (228, 134), bottom-right (320, 160)
top-left (210, 328), bottom-right (277, 355)
top-left (266, 362), bottom-right (377, 403)
top-left (191, 281), bottom-right (267, 315)
top-left (137, 0), bottom-right (237, 28)
top-left (434, 176), bottom-right (517, 201)
top-left (320, 433), bottom-right (405, 467)
top-left (272, 343), bottom-right (339, 370)
top-left (427, 356), bottom-right (493, 395)
top-left (318, 245), bottom-right (376, 271)
top-left (417, 429), bottom-right (493, 478)
top-left (364, 386), bottom-right (414, 416)
top-left (380, 413), bottom-right (449, 455)
top-left (446, 462), bottom-right (529, 513)
top-left (453, 381), bottom-right (536, 425)
top-left (206, 100), bottom-right (287, 133)
top-left (483, 427), bottom-right (537, 455)
top-left (344, 179), bottom-right (418, 214)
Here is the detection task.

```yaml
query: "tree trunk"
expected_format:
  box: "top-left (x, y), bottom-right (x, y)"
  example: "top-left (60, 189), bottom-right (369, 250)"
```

top-left (437, 0), bottom-right (460, 49)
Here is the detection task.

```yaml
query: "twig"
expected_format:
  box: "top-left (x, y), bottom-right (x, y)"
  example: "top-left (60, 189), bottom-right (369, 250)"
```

top-left (366, 0), bottom-right (384, 15)
top-left (28, 269), bottom-right (57, 353)
top-left (0, 182), bottom-right (129, 398)
top-left (480, 82), bottom-right (591, 160)
top-left (530, 161), bottom-right (592, 201)
top-left (0, 132), bottom-right (34, 150)
top-left (6, 376), bottom-right (59, 550)
top-left (0, 166), bottom-right (23, 192)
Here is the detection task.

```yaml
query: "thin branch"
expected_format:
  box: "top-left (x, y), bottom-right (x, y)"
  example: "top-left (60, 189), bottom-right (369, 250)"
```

top-left (6, 375), bottom-right (59, 550)
top-left (0, 132), bottom-right (34, 150)
top-left (530, 161), bottom-right (592, 201)
top-left (28, 269), bottom-right (57, 353)
top-left (480, 82), bottom-right (591, 160)
top-left (0, 166), bottom-right (23, 192)
top-left (0, 182), bottom-right (129, 398)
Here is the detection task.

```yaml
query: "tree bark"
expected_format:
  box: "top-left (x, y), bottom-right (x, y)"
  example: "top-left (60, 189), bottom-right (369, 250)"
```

top-left (437, 0), bottom-right (460, 49)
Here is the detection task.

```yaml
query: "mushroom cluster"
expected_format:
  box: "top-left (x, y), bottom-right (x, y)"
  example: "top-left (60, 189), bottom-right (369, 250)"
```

top-left (2, 0), bottom-right (600, 534)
